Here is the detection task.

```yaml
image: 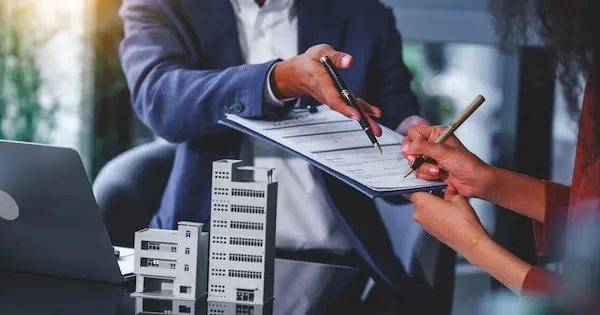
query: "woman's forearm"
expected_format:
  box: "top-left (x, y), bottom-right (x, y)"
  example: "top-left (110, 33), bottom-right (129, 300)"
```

top-left (481, 167), bottom-right (546, 223)
top-left (464, 236), bottom-right (532, 295)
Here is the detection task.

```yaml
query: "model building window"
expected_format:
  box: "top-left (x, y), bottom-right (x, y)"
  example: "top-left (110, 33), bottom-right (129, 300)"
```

top-left (179, 306), bottom-right (191, 314)
top-left (185, 247), bottom-right (190, 255)
top-left (228, 269), bottom-right (262, 279)
top-left (236, 305), bottom-right (255, 314)
top-left (231, 205), bottom-right (265, 214)
top-left (229, 253), bottom-right (262, 263)
top-left (229, 237), bottom-right (263, 247)
top-left (236, 289), bottom-right (255, 302)
top-left (145, 259), bottom-right (160, 267)
top-left (170, 263), bottom-right (176, 269)
top-left (230, 221), bottom-right (263, 231)
top-left (171, 246), bottom-right (177, 252)
top-left (231, 188), bottom-right (265, 198)
top-left (180, 286), bottom-right (190, 294)
top-left (184, 264), bottom-right (190, 271)
top-left (185, 230), bottom-right (191, 238)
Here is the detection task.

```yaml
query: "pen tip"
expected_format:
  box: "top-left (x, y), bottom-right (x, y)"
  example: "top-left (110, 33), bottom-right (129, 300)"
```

top-left (403, 168), bottom-right (414, 179)
top-left (374, 143), bottom-right (382, 155)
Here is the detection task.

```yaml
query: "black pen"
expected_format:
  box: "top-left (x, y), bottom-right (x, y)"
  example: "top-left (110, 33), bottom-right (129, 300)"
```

top-left (320, 56), bottom-right (382, 154)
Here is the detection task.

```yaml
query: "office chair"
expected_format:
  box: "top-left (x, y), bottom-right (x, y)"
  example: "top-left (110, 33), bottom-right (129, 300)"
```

top-left (92, 140), bottom-right (176, 247)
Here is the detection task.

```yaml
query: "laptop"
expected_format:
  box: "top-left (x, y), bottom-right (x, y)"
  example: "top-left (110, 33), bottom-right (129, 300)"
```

top-left (0, 140), bottom-right (134, 284)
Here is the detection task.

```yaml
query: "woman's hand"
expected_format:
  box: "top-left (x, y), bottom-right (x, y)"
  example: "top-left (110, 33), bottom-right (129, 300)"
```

top-left (409, 190), bottom-right (533, 294)
top-left (401, 126), bottom-right (494, 199)
top-left (409, 190), bottom-right (491, 258)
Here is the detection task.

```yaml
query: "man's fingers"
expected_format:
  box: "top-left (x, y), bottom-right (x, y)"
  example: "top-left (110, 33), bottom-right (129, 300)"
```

top-left (366, 115), bottom-right (382, 137)
top-left (320, 87), bottom-right (360, 118)
top-left (356, 98), bottom-right (382, 118)
top-left (355, 98), bottom-right (382, 137)
top-left (326, 50), bottom-right (353, 69)
top-left (324, 95), bottom-right (382, 137)
top-left (332, 100), bottom-right (360, 118)
top-left (310, 44), bottom-right (352, 68)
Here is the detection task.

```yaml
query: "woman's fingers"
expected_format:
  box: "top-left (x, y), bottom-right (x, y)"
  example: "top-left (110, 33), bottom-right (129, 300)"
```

top-left (407, 127), bottom-right (431, 142)
top-left (417, 162), bottom-right (440, 176)
top-left (414, 170), bottom-right (441, 181)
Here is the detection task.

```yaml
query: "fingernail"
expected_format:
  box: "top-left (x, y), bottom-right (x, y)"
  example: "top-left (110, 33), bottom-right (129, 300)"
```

top-left (341, 55), bottom-right (351, 67)
top-left (402, 143), bottom-right (410, 153)
top-left (408, 155), bottom-right (415, 163)
top-left (429, 167), bottom-right (439, 175)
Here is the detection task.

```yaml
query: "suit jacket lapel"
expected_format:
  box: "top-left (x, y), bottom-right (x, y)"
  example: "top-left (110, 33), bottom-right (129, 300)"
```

top-left (297, 0), bottom-right (348, 53)
top-left (181, 0), bottom-right (245, 67)
top-left (297, 0), bottom-right (348, 107)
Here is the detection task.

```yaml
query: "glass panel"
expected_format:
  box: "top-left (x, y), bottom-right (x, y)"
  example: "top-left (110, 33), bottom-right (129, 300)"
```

top-left (551, 80), bottom-right (582, 185)
top-left (403, 42), bottom-right (506, 234)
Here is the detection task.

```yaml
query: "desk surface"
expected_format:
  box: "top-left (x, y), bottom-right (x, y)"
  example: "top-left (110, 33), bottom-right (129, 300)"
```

top-left (0, 258), bottom-right (371, 315)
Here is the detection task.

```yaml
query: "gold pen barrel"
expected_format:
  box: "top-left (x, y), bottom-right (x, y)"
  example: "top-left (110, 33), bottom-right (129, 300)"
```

top-left (434, 95), bottom-right (485, 144)
top-left (404, 94), bottom-right (486, 179)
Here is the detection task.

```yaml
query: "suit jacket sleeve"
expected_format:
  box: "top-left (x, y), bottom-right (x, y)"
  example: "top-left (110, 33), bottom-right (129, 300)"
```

top-left (369, 7), bottom-right (421, 130)
top-left (119, 0), bottom-right (283, 143)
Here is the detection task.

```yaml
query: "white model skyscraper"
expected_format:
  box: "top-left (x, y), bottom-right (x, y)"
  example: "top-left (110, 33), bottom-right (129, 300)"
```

top-left (208, 160), bottom-right (278, 305)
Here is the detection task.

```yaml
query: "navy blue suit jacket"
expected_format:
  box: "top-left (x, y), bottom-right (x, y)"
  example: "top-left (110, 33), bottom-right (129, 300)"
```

top-left (119, 0), bottom-right (421, 295)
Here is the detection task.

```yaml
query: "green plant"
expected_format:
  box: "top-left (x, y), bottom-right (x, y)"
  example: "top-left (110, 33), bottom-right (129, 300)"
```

top-left (0, 2), bottom-right (61, 143)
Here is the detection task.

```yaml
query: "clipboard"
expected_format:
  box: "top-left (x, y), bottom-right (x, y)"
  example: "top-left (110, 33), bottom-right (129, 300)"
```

top-left (218, 118), bottom-right (446, 199)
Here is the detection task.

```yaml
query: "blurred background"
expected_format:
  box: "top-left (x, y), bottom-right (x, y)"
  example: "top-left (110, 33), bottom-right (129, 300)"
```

top-left (0, 0), bottom-right (582, 313)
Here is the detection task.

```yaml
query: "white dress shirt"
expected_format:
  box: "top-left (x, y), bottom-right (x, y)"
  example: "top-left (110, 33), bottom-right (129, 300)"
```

top-left (229, 0), bottom-right (353, 253)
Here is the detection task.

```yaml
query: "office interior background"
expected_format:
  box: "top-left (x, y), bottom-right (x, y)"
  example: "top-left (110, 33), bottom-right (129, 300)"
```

top-left (0, 0), bottom-right (581, 313)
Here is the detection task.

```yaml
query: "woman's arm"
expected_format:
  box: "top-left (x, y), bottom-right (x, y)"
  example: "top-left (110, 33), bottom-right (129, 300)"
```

top-left (402, 126), bottom-right (551, 223)
top-left (466, 236), bottom-right (532, 294)
top-left (409, 191), bottom-right (536, 295)
top-left (481, 167), bottom-right (547, 223)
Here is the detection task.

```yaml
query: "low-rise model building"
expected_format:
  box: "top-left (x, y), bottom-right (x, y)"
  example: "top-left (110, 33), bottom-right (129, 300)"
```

top-left (131, 221), bottom-right (209, 306)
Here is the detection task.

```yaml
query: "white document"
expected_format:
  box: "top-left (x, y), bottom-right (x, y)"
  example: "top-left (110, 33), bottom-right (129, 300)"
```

top-left (114, 246), bottom-right (135, 276)
top-left (226, 105), bottom-right (444, 193)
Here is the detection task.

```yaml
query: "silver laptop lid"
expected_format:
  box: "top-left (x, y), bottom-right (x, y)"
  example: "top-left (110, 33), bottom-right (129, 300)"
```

top-left (0, 140), bottom-right (123, 284)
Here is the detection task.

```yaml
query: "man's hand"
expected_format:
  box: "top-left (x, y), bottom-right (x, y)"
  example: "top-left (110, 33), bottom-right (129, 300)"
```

top-left (271, 44), bottom-right (382, 137)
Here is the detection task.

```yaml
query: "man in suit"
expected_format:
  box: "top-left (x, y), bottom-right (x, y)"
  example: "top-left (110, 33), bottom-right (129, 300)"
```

top-left (119, 0), bottom-right (447, 310)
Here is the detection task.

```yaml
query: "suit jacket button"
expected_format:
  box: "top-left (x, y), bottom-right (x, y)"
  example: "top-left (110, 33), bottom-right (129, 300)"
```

top-left (233, 103), bottom-right (244, 113)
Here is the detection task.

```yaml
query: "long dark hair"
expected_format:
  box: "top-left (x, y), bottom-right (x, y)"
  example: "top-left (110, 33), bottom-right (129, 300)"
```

top-left (490, 0), bottom-right (600, 150)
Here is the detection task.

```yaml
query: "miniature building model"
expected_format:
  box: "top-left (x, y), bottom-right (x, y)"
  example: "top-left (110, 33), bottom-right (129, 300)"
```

top-left (208, 160), bottom-right (278, 305)
top-left (132, 221), bottom-right (209, 306)
top-left (207, 300), bottom-right (272, 315)
top-left (134, 297), bottom-right (199, 315)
